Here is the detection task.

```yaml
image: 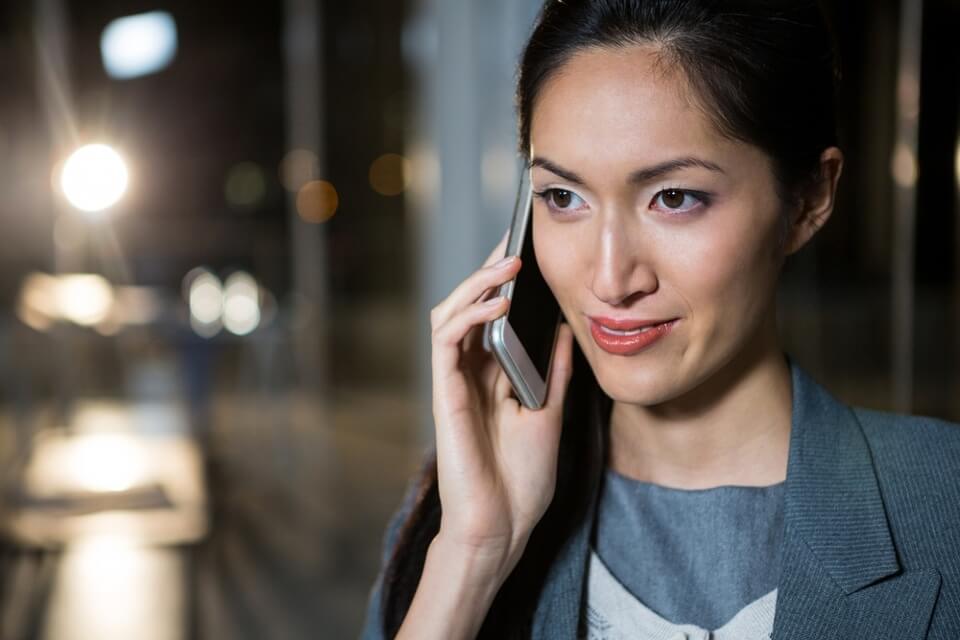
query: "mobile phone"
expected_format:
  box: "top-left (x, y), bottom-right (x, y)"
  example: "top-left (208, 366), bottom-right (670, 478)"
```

top-left (483, 167), bottom-right (562, 410)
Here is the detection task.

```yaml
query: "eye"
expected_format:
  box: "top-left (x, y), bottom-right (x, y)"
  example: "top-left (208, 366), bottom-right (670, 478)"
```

top-left (652, 188), bottom-right (710, 214)
top-left (534, 188), bottom-right (586, 213)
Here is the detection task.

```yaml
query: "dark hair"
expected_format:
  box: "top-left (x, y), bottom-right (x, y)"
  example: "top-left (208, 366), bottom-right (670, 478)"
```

top-left (380, 1), bottom-right (841, 637)
top-left (518, 0), bottom-right (841, 214)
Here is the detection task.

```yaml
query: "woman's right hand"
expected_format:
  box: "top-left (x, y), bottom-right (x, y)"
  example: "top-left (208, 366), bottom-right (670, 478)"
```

top-left (429, 231), bottom-right (575, 579)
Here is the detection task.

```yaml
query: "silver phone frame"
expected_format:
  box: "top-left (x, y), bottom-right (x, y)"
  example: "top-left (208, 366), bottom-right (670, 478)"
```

top-left (482, 169), bottom-right (561, 410)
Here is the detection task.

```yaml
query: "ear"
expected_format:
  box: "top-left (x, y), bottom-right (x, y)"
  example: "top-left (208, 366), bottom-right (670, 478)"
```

top-left (784, 146), bottom-right (844, 255)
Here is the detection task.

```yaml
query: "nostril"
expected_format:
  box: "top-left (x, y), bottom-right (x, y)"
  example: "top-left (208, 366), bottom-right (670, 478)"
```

top-left (590, 275), bottom-right (659, 308)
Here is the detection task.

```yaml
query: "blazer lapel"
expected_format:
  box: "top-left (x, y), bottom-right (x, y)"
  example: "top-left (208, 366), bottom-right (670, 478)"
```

top-left (529, 492), bottom-right (596, 640)
top-left (530, 379), bottom-right (607, 640)
top-left (528, 359), bottom-right (942, 640)
top-left (772, 362), bottom-right (942, 639)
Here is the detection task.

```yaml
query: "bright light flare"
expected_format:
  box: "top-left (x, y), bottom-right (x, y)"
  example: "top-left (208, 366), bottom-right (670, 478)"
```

top-left (60, 144), bottom-right (129, 212)
top-left (101, 11), bottom-right (178, 80)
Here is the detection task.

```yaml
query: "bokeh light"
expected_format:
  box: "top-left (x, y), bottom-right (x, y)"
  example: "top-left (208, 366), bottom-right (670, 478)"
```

top-left (18, 273), bottom-right (115, 329)
top-left (896, 70), bottom-right (920, 121)
top-left (407, 143), bottom-right (440, 200)
top-left (185, 269), bottom-right (223, 338)
top-left (101, 11), bottom-right (178, 80)
top-left (892, 143), bottom-right (918, 188)
top-left (224, 162), bottom-right (267, 210)
top-left (296, 180), bottom-right (339, 223)
top-left (482, 145), bottom-right (517, 200)
top-left (69, 434), bottom-right (148, 493)
top-left (18, 273), bottom-right (60, 329)
top-left (44, 537), bottom-right (185, 640)
top-left (58, 275), bottom-right (115, 326)
top-left (17, 274), bottom-right (161, 334)
top-left (222, 272), bottom-right (261, 336)
top-left (279, 149), bottom-right (319, 192)
top-left (369, 153), bottom-right (410, 196)
top-left (60, 144), bottom-right (130, 212)
top-left (954, 138), bottom-right (959, 187)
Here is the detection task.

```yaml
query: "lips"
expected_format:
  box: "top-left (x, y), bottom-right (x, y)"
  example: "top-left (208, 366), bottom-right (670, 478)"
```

top-left (588, 316), bottom-right (678, 355)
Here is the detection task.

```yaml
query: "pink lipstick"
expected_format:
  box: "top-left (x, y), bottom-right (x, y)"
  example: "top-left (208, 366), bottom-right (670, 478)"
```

top-left (588, 316), bottom-right (678, 355)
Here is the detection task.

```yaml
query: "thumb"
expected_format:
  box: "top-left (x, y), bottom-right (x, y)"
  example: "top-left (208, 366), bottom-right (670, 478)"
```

top-left (543, 322), bottom-right (575, 415)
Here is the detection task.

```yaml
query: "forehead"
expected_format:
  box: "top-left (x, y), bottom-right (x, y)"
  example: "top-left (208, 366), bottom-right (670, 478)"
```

top-left (530, 45), bottom-right (738, 170)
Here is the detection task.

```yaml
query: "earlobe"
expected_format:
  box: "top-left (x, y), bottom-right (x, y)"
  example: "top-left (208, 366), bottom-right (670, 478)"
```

top-left (784, 147), bottom-right (844, 256)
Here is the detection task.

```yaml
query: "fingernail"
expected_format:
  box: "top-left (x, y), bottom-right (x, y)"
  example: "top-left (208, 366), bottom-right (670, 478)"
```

top-left (494, 256), bottom-right (516, 268)
top-left (485, 296), bottom-right (505, 306)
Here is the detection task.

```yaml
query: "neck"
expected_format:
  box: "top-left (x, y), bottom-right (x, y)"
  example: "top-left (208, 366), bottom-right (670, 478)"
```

top-left (608, 316), bottom-right (792, 489)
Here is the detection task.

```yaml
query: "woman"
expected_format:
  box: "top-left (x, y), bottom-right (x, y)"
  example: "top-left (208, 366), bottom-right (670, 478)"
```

top-left (361, 1), bottom-right (960, 638)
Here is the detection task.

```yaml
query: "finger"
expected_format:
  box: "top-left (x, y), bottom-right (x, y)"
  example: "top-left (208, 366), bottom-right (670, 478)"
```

top-left (470, 230), bottom-right (513, 305)
top-left (430, 256), bottom-right (520, 331)
top-left (541, 323), bottom-right (575, 416)
top-left (461, 310), bottom-right (493, 354)
top-left (494, 358), bottom-right (515, 401)
top-left (432, 295), bottom-right (510, 380)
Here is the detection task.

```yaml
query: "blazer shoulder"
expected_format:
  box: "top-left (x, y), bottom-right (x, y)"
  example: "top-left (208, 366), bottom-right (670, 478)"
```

top-left (853, 406), bottom-right (960, 459)
top-left (852, 405), bottom-right (960, 505)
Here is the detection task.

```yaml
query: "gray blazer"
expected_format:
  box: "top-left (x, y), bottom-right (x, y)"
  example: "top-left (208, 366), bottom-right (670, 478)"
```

top-left (360, 362), bottom-right (960, 639)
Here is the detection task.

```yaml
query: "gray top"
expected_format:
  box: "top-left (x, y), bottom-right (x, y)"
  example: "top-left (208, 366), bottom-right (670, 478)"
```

top-left (594, 466), bottom-right (786, 630)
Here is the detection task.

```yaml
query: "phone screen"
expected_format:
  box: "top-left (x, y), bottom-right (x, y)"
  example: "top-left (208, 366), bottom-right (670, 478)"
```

top-left (507, 206), bottom-right (561, 381)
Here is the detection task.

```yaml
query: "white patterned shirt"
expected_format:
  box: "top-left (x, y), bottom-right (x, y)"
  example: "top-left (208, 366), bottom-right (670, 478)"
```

top-left (582, 549), bottom-right (776, 640)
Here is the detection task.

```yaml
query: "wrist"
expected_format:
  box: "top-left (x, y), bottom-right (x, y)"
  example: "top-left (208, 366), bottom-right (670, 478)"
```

top-left (432, 527), bottom-right (530, 584)
top-left (395, 533), bottom-right (514, 640)
top-left (429, 531), bottom-right (511, 589)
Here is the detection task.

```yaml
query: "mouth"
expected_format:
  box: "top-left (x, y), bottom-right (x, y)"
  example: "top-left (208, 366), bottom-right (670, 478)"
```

top-left (587, 316), bottom-right (679, 355)
top-left (594, 324), bottom-right (662, 336)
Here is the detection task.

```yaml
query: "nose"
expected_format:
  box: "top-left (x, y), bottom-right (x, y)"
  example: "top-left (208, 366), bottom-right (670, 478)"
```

top-left (589, 220), bottom-right (658, 306)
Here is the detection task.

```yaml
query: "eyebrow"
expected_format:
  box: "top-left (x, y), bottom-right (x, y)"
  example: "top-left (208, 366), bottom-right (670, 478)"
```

top-left (530, 156), bottom-right (726, 186)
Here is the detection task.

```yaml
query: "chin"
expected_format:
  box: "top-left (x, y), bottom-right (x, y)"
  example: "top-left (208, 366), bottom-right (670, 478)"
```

top-left (589, 354), bottom-right (687, 407)
top-left (598, 379), bottom-right (680, 407)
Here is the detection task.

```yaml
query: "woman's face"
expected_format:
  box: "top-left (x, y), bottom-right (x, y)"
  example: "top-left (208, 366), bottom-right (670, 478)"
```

top-left (530, 45), bottom-right (789, 405)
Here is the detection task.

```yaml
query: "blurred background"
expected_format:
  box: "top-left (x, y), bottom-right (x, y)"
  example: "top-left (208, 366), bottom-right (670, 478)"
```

top-left (0, 0), bottom-right (956, 637)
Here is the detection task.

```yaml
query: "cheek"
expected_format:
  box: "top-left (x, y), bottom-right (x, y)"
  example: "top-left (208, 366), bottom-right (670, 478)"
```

top-left (677, 212), bottom-right (781, 325)
top-left (533, 218), bottom-right (583, 311)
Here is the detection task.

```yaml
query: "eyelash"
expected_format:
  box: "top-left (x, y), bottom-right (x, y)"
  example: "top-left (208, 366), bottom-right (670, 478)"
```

top-left (532, 187), bottom-right (711, 215)
top-left (532, 189), bottom-right (586, 212)
top-left (654, 187), bottom-right (712, 213)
